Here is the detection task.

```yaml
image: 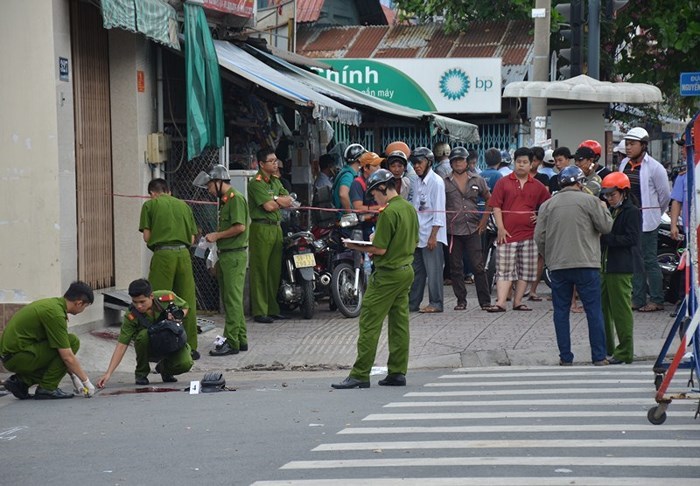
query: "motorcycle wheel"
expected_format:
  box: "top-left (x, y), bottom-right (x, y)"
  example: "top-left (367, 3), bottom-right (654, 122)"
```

top-left (300, 279), bottom-right (315, 319)
top-left (332, 262), bottom-right (364, 318)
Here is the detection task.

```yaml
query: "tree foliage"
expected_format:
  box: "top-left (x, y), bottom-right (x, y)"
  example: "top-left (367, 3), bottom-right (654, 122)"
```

top-left (392, 0), bottom-right (700, 118)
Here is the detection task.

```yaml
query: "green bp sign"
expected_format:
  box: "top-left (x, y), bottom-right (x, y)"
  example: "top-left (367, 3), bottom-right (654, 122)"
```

top-left (312, 58), bottom-right (501, 114)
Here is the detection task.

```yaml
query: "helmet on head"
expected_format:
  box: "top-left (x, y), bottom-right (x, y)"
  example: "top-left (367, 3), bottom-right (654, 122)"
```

top-left (601, 172), bottom-right (631, 194)
top-left (578, 140), bottom-right (602, 157)
top-left (558, 166), bottom-right (586, 188)
top-left (433, 142), bottom-right (451, 158)
top-left (449, 146), bottom-right (469, 162)
top-left (623, 127), bottom-right (649, 143)
top-left (411, 147), bottom-right (435, 165)
top-left (366, 168), bottom-right (393, 194)
top-left (500, 150), bottom-right (512, 163)
top-left (386, 150), bottom-right (408, 167)
top-left (344, 143), bottom-right (367, 164)
top-left (192, 164), bottom-right (230, 188)
top-left (385, 141), bottom-right (410, 158)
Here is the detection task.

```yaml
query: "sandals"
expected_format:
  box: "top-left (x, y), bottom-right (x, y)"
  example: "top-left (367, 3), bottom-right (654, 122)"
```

top-left (638, 303), bottom-right (664, 312)
top-left (454, 303), bottom-right (467, 311)
top-left (513, 304), bottom-right (533, 311)
top-left (528, 295), bottom-right (543, 302)
top-left (419, 306), bottom-right (443, 313)
top-left (485, 305), bottom-right (506, 313)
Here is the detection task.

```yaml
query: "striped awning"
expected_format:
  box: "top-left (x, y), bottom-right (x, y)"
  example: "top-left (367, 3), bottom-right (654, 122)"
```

top-left (101, 0), bottom-right (180, 50)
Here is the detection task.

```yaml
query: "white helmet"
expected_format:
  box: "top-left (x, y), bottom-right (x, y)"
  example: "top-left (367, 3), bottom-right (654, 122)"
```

top-left (623, 127), bottom-right (649, 142)
top-left (433, 142), bottom-right (451, 158)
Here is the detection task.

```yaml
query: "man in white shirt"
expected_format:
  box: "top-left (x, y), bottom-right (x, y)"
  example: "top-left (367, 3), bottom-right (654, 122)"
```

top-left (408, 147), bottom-right (447, 313)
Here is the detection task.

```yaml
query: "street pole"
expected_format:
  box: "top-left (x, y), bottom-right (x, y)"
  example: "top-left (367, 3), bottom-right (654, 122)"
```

top-left (588, 0), bottom-right (601, 79)
top-left (530, 0), bottom-right (550, 146)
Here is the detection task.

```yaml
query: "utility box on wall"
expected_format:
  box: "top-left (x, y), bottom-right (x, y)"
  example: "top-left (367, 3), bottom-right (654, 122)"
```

top-left (146, 132), bottom-right (171, 163)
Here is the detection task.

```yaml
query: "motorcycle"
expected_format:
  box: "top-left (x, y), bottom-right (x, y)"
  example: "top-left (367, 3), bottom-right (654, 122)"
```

top-left (277, 194), bottom-right (316, 319)
top-left (311, 213), bottom-right (367, 318)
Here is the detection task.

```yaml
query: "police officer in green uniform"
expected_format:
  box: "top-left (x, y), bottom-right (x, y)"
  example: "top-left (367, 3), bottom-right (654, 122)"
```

top-left (97, 279), bottom-right (193, 387)
top-left (139, 178), bottom-right (200, 359)
top-left (332, 169), bottom-right (419, 389)
top-left (193, 165), bottom-right (250, 355)
top-left (1, 281), bottom-right (96, 400)
top-left (247, 148), bottom-right (294, 323)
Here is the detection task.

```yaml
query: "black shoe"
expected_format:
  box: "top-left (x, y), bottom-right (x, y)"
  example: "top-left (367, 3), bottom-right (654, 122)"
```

top-left (155, 362), bottom-right (178, 383)
top-left (607, 356), bottom-right (626, 365)
top-left (239, 343), bottom-right (249, 352)
top-left (191, 350), bottom-right (201, 361)
top-left (34, 387), bottom-right (74, 400)
top-left (270, 314), bottom-right (289, 320)
top-left (135, 376), bottom-right (150, 386)
top-left (331, 377), bottom-right (370, 389)
top-left (209, 341), bottom-right (239, 356)
top-left (378, 374), bottom-right (406, 386)
top-left (3, 375), bottom-right (31, 400)
top-left (254, 315), bottom-right (274, 323)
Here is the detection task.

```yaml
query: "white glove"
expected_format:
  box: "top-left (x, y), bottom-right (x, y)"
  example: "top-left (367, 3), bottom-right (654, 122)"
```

top-left (82, 378), bottom-right (96, 398)
top-left (70, 374), bottom-right (84, 394)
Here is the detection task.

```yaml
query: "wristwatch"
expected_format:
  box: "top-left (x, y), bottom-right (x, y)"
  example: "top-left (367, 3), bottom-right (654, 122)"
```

top-left (273, 195), bottom-right (279, 202)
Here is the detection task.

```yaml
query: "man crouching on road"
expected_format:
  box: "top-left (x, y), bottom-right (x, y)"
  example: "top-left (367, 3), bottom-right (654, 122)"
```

top-left (332, 169), bottom-right (419, 389)
top-left (97, 279), bottom-right (193, 388)
top-left (1, 281), bottom-right (96, 400)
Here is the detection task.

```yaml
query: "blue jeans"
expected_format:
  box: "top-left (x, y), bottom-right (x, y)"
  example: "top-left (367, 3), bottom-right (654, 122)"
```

top-left (550, 268), bottom-right (607, 363)
top-left (409, 243), bottom-right (445, 311)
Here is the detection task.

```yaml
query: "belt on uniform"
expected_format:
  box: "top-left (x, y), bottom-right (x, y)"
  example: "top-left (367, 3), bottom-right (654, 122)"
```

top-left (155, 244), bottom-right (187, 251)
top-left (375, 264), bottom-right (411, 272)
top-left (218, 247), bottom-right (248, 253)
top-left (0, 353), bottom-right (13, 363)
top-left (251, 219), bottom-right (280, 226)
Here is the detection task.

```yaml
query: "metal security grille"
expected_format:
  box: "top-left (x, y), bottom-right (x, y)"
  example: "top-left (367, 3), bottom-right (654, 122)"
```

top-left (71, 0), bottom-right (115, 289)
top-left (166, 136), bottom-right (221, 312)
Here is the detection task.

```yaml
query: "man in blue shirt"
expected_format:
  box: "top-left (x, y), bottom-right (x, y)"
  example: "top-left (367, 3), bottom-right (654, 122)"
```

top-left (481, 148), bottom-right (503, 191)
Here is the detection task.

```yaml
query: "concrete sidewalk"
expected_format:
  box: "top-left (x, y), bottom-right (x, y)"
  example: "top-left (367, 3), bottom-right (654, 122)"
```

top-left (70, 285), bottom-right (677, 382)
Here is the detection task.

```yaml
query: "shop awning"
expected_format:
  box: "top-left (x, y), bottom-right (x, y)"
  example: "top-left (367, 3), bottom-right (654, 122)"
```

top-left (213, 41), bottom-right (362, 126)
top-left (244, 45), bottom-right (480, 143)
top-left (101, 0), bottom-right (179, 50)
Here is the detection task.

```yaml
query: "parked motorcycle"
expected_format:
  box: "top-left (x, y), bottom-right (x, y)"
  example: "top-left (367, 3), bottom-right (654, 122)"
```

top-left (311, 213), bottom-right (367, 318)
top-left (277, 195), bottom-right (316, 319)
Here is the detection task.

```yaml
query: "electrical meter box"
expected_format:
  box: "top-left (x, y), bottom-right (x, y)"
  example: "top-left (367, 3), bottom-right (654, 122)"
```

top-left (147, 133), bottom-right (171, 164)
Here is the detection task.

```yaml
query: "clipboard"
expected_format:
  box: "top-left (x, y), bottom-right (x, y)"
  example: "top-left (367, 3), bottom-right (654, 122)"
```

top-left (341, 238), bottom-right (372, 246)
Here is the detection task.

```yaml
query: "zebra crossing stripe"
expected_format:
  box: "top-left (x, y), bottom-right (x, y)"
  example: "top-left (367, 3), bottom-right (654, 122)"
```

top-left (406, 387), bottom-right (652, 396)
top-left (362, 411), bottom-right (676, 420)
top-left (424, 379), bottom-right (650, 386)
top-left (440, 371), bottom-right (655, 378)
top-left (252, 478), bottom-right (698, 485)
top-left (312, 439), bottom-right (700, 451)
top-left (452, 364), bottom-right (653, 372)
top-left (338, 424), bottom-right (694, 434)
top-left (280, 456), bottom-right (700, 469)
top-left (384, 398), bottom-right (653, 407)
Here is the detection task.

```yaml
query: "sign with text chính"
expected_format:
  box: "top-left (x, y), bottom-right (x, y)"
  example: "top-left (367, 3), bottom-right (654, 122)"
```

top-left (312, 58), bottom-right (502, 114)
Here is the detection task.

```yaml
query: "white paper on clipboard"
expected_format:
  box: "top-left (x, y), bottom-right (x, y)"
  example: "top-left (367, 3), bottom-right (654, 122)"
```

top-left (342, 238), bottom-right (372, 246)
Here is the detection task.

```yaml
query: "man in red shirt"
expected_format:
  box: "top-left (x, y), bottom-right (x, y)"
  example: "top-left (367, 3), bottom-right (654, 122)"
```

top-left (486, 147), bottom-right (550, 312)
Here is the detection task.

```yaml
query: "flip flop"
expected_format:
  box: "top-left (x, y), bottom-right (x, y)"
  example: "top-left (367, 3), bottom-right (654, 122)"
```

top-left (453, 303), bottom-right (467, 311)
top-left (419, 306), bottom-right (443, 313)
top-left (513, 304), bottom-right (533, 311)
top-left (638, 303), bottom-right (664, 312)
top-left (485, 305), bottom-right (506, 313)
top-left (528, 295), bottom-right (543, 302)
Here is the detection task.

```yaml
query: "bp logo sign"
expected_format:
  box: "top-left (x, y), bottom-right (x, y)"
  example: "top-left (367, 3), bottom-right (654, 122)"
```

top-left (439, 68), bottom-right (470, 100)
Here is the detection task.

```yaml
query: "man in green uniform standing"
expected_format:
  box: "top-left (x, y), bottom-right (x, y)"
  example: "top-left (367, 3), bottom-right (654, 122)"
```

top-left (247, 148), bottom-right (294, 323)
top-left (332, 169), bottom-right (419, 389)
top-left (139, 178), bottom-right (200, 359)
top-left (97, 279), bottom-right (193, 387)
top-left (193, 165), bottom-right (250, 355)
top-left (1, 281), bottom-right (96, 400)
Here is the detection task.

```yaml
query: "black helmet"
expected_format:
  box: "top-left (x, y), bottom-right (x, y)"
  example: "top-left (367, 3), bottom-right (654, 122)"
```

top-left (411, 146), bottom-right (435, 165)
top-left (344, 143), bottom-right (367, 164)
top-left (449, 146), bottom-right (469, 162)
top-left (558, 166), bottom-right (585, 188)
top-left (386, 150), bottom-right (408, 167)
top-left (366, 168), bottom-right (393, 193)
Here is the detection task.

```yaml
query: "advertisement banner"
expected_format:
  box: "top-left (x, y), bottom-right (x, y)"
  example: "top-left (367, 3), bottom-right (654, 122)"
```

top-left (312, 58), bottom-right (502, 114)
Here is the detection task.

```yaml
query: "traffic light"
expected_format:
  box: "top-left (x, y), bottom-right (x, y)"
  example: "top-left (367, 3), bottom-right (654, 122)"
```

top-left (555, 0), bottom-right (585, 79)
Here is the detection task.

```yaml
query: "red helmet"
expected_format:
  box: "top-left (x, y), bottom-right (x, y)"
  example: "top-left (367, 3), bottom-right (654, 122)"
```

top-left (578, 140), bottom-right (602, 157)
top-left (601, 172), bottom-right (631, 193)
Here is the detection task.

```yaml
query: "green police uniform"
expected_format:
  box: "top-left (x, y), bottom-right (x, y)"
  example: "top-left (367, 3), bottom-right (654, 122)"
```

top-left (247, 170), bottom-right (288, 317)
top-left (348, 196), bottom-right (419, 381)
top-left (0, 297), bottom-right (80, 390)
top-left (120, 291), bottom-right (193, 379)
top-left (140, 194), bottom-right (199, 351)
top-left (216, 187), bottom-right (249, 349)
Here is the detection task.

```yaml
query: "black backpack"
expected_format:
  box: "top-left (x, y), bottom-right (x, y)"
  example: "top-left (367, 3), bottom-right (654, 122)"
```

top-left (130, 306), bottom-right (187, 357)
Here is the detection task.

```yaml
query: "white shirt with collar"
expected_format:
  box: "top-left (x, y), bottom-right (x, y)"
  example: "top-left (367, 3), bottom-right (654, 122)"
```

top-left (409, 169), bottom-right (447, 248)
top-left (618, 152), bottom-right (671, 232)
